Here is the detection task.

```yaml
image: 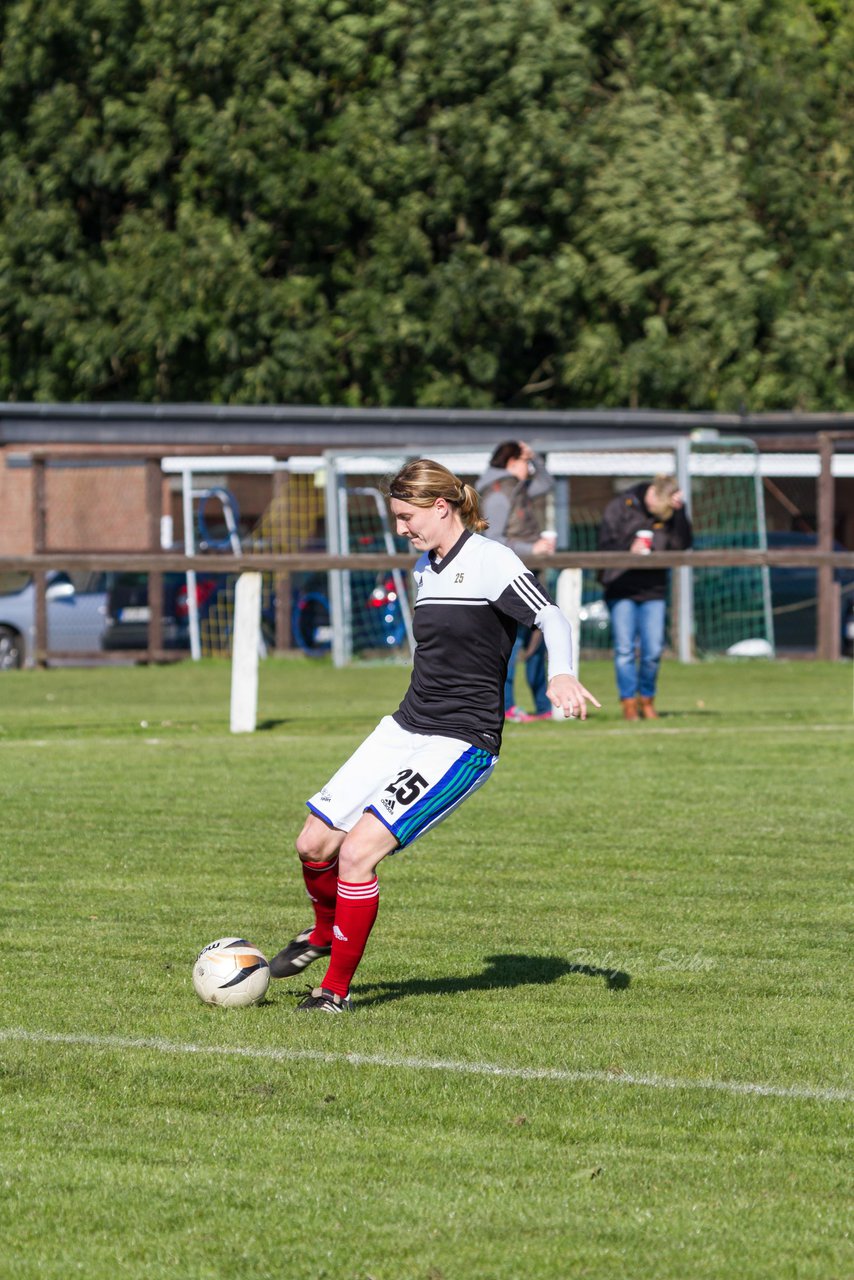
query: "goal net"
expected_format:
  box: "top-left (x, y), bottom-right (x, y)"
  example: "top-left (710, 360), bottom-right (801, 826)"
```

top-left (558, 440), bottom-right (773, 659)
top-left (323, 438), bottom-right (773, 665)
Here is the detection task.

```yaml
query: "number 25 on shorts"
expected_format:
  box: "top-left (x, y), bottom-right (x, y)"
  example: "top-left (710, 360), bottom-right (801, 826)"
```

top-left (385, 769), bottom-right (428, 806)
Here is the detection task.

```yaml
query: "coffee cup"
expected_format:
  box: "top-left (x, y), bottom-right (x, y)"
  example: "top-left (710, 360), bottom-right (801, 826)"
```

top-left (636, 529), bottom-right (654, 553)
top-left (540, 529), bottom-right (558, 549)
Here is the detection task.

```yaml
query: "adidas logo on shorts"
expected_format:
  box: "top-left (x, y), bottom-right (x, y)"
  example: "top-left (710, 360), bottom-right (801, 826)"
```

top-left (381, 796), bottom-right (395, 814)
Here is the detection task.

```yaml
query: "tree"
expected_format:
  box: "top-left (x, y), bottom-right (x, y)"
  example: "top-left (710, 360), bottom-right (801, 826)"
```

top-left (0, 0), bottom-right (851, 408)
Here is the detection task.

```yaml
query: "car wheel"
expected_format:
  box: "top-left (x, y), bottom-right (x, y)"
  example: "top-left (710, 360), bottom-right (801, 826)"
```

top-left (0, 626), bottom-right (23, 670)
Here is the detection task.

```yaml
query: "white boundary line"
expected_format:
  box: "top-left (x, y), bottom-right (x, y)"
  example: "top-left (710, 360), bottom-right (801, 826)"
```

top-left (1, 1027), bottom-right (850, 1104)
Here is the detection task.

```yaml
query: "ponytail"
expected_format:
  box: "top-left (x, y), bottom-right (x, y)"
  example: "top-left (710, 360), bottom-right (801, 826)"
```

top-left (456, 482), bottom-right (489, 533)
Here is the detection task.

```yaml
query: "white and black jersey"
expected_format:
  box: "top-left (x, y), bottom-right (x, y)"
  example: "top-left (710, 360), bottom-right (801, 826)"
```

top-left (393, 529), bottom-right (572, 755)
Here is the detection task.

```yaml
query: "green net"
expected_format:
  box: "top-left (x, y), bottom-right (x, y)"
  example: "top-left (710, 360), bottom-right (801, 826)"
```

top-left (569, 443), bottom-right (772, 657)
top-left (690, 467), bottom-right (770, 655)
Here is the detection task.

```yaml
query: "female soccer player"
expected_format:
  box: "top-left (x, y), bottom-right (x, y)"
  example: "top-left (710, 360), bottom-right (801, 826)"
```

top-left (270, 458), bottom-right (600, 1011)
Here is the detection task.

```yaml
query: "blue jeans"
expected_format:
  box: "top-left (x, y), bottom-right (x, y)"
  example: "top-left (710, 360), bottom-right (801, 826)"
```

top-left (504, 626), bottom-right (550, 714)
top-left (608, 597), bottom-right (667, 701)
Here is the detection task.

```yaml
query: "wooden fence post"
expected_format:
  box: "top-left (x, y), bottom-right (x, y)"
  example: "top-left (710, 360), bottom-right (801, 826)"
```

top-left (32, 458), bottom-right (48, 666)
top-left (816, 434), bottom-right (837, 660)
top-left (146, 459), bottom-right (163, 663)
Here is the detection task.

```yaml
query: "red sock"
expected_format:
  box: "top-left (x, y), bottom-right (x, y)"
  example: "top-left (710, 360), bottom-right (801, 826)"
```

top-left (302, 857), bottom-right (339, 946)
top-left (320, 877), bottom-right (380, 998)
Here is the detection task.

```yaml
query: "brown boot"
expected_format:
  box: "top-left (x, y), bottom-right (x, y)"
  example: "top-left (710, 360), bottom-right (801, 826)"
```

top-left (621, 697), bottom-right (639, 720)
top-left (638, 696), bottom-right (659, 720)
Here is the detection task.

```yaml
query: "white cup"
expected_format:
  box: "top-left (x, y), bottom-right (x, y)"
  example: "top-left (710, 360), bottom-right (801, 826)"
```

top-left (540, 529), bottom-right (558, 549)
top-left (636, 529), bottom-right (654, 553)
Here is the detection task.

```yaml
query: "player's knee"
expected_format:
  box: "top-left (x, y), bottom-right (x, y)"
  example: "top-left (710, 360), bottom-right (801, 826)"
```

top-left (337, 834), bottom-right (383, 883)
top-left (337, 845), bottom-right (368, 882)
top-left (295, 821), bottom-right (334, 863)
top-left (295, 836), bottom-right (316, 863)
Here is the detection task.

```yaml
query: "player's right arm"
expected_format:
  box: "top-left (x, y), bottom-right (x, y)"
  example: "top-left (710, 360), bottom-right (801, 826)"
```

top-left (485, 541), bottom-right (601, 717)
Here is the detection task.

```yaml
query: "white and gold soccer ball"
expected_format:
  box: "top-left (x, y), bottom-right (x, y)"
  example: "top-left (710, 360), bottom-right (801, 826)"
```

top-left (192, 937), bottom-right (271, 1008)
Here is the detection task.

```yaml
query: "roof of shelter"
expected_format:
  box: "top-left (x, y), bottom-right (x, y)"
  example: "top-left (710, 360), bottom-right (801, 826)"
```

top-left (2, 402), bottom-right (854, 452)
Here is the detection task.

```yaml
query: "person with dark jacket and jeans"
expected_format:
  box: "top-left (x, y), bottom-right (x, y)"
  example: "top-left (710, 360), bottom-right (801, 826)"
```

top-left (597, 475), bottom-right (693, 720)
top-left (477, 441), bottom-right (556, 721)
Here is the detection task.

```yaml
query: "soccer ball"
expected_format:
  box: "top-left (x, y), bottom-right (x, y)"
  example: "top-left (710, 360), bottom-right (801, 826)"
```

top-left (192, 937), bottom-right (271, 1008)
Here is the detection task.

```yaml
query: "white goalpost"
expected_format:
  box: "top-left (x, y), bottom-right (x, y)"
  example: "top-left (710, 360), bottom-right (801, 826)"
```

top-left (230, 571), bottom-right (262, 734)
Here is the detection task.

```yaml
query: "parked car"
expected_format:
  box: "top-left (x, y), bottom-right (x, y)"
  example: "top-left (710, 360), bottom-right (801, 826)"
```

top-left (0, 571), bottom-right (108, 669)
top-left (104, 561), bottom-right (409, 658)
top-left (102, 571), bottom-right (227, 651)
top-left (291, 568), bottom-right (409, 656)
top-left (766, 532), bottom-right (854, 653)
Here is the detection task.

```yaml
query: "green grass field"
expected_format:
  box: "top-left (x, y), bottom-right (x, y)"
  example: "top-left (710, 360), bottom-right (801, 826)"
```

top-left (1, 656), bottom-right (851, 1280)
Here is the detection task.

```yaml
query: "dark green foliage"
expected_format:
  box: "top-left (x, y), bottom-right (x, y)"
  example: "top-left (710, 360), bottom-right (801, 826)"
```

top-left (1, 0), bottom-right (852, 408)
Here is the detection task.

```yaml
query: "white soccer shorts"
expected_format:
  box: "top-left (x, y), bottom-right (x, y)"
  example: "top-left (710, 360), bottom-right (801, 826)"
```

top-left (306, 715), bottom-right (498, 849)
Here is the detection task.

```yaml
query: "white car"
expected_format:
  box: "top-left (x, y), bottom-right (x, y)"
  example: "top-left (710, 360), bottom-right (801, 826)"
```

top-left (0, 571), bottom-right (109, 669)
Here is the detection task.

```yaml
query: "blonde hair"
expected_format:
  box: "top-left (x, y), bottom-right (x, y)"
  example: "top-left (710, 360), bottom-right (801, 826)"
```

top-left (651, 474), bottom-right (679, 499)
top-left (649, 474), bottom-right (679, 520)
top-left (386, 459), bottom-right (488, 533)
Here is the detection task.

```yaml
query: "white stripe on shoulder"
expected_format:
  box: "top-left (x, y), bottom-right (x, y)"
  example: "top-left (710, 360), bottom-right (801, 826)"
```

top-left (511, 574), bottom-right (549, 611)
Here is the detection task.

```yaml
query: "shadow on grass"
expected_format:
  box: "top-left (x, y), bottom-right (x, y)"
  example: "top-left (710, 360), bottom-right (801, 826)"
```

top-left (354, 952), bottom-right (630, 1007)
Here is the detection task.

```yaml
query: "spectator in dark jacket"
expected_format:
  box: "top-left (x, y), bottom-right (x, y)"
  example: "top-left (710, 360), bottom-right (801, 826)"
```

top-left (597, 475), bottom-right (692, 719)
top-left (477, 441), bottom-right (556, 720)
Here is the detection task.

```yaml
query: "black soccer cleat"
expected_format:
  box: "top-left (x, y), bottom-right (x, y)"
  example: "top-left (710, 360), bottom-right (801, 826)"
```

top-left (269, 928), bottom-right (332, 978)
top-left (296, 986), bottom-right (352, 1013)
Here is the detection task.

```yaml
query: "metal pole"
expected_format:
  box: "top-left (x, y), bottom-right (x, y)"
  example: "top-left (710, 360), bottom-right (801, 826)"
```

top-left (553, 476), bottom-right (570, 552)
top-left (325, 455), bottom-right (348, 668)
top-left (674, 438), bottom-right (693, 662)
top-left (754, 450), bottom-right (775, 656)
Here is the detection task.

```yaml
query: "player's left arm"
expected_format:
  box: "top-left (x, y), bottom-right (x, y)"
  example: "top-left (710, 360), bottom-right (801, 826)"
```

top-left (537, 604), bottom-right (601, 720)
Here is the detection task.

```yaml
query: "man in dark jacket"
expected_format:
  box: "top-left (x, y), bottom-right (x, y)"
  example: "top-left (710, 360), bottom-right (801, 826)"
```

top-left (597, 475), bottom-right (692, 719)
top-left (477, 441), bottom-right (556, 720)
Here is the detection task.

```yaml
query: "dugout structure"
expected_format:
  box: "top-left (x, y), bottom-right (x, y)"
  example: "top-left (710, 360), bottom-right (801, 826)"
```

top-left (6, 431), bottom-right (852, 667)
